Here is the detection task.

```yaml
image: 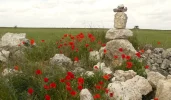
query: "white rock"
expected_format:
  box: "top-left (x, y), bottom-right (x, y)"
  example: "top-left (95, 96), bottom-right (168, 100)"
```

top-left (73, 67), bottom-right (86, 74)
top-left (105, 28), bottom-right (133, 39)
top-left (118, 4), bottom-right (124, 8)
top-left (113, 70), bottom-right (137, 82)
top-left (102, 67), bottom-right (113, 75)
top-left (108, 75), bottom-right (152, 100)
top-left (147, 71), bottom-right (166, 87)
top-left (167, 75), bottom-right (171, 79)
top-left (89, 51), bottom-right (100, 62)
top-left (93, 62), bottom-right (112, 74)
top-left (155, 79), bottom-right (171, 100)
top-left (0, 33), bottom-right (26, 47)
top-left (80, 89), bottom-right (94, 100)
top-left (114, 12), bottom-right (127, 29)
top-left (50, 54), bottom-right (72, 67)
top-left (99, 47), bottom-right (106, 58)
top-left (2, 68), bottom-right (22, 76)
top-left (0, 50), bottom-right (10, 62)
top-left (85, 71), bottom-right (94, 77)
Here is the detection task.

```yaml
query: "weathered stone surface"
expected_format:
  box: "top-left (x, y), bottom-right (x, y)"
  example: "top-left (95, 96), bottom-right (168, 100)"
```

top-left (155, 79), bottom-right (171, 100)
top-left (93, 62), bottom-right (112, 74)
top-left (85, 71), bottom-right (94, 77)
top-left (80, 89), bottom-right (94, 100)
top-left (114, 12), bottom-right (127, 29)
top-left (105, 39), bottom-right (137, 60)
top-left (2, 68), bottom-right (22, 76)
top-left (99, 47), bottom-right (106, 58)
top-left (89, 51), bottom-right (100, 62)
top-left (105, 28), bottom-right (133, 39)
top-left (73, 67), bottom-right (86, 74)
top-left (0, 33), bottom-right (27, 47)
top-left (108, 75), bottom-right (152, 100)
top-left (0, 50), bottom-right (10, 62)
top-left (113, 70), bottom-right (137, 82)
top-left (49, 54), bottom-right (72, 67)
top-left (161, 59), bottom-right (170, 69)
top-left (147, 71), bottom-right (166, 88)
top-left (162, 48), bottom-right (171, 58)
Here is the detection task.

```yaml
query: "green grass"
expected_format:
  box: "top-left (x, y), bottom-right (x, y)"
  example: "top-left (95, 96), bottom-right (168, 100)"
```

top-left (0, 27), bottom-right (171, 48)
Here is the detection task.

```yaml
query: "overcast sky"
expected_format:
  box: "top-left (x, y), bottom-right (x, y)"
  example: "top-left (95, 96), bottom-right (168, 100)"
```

top-left (0, 0), bottom-right (171, 30)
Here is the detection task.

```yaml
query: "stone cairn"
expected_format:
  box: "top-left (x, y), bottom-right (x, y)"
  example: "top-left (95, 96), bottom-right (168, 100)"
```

top-left (102, 4), bottom-right (137, 66)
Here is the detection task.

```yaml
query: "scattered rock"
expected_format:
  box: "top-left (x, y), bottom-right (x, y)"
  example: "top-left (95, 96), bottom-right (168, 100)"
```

top-left (80, 89), bottom-right (94, 100)
top-left (50, 54), bottom-right (73, 67)
top-left (0, 50), bottom-right (10, 62)
top-left (73, 67), bottom-right (86, 74)
top-left (89, 51), bottom-right (100, 62)
top-left (2, 68), bottom-right (22, 76)
top-left (114, 12), bottom-right (127, 29)
top-left (85, 71), bottom-right (94, 77)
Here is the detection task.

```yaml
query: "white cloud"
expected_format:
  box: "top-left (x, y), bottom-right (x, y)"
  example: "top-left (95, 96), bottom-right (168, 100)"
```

top-left (0, 0), bottom-right (171, 29)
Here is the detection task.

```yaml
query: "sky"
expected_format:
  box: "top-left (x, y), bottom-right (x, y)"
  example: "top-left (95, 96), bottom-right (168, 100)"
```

top-left (0, 0), bottom-right (171, 30)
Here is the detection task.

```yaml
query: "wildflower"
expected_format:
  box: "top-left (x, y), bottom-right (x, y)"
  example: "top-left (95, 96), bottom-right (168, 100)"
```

top-left (60, 78), bottom-right (65, 83)
top-left (77, 85), bottom-right (83, 90)
top-left (74, 57), bottom-right (79, 62)
top-left (103, 74), bottom-right (110, 80)
top-left (22, 41), bottom-right (26, 44)
top-left (14, 66), bottom-right (19, 70)
top-left (145, 65), bottom-right (149, 69)
top-left (157, 42), bottom-right (161, 45)
top-left (104, 49), bottom-right (107, 54)
top-left (77, 77), bottom-right (84, 85)
top-left (44, 77), bottom-right (49, 82)
top-left (69, 41), bottom-right (74, 46)
top-left (94, 66), bottom-right (98, 70)
top-left (70, 90), bottom-right (77, 96)
top-left (85, 44), bottom-right (89, 48)
top-left (36, 69), bottom-right (42, 75)
top-left (93, 94), bottom-right (101, 99)
top-left (114, 55), bottom-right (118, 59)
top-left (98, 81), bottom-right (104, 85)
top-left (28, 88), bottom-right (34, 95)
top-left (67, 72), bottom-right (75, 79)
top-left (136, 52), bottom-right (141, 58)
top-left (95, 84), bottom-right (102, 90)
top-left (102, 43), bottom-right (106, 47)
top-left (30, 39), bottom-right (35, 45)
top-left (110, 92), bottom-right (114, 97)
top-left (119, 48), bottom-right (123, 52)
top-left (105, 88), bottom-right (109, 94)
top-left (50, 82), bottom-right (56, 88)
top-left (66, 85), bottom-right (72, 91)
top-left (121, 54), bottom-right (126, 59)
top-left (41, 40), bottom-right (45, 42)
top-left (140, 49), bottom-right (145, 53)
top-left (64, 34), bottom-right (68, 37)
top-left (89, 48), bottom-right (93, 52)
top-left (126, 62), bottom-right (133, 69)
top-left (44, 85), bottom-right (50, 90)
top-left (154, 98), bottom-right (158, 100)
top-left (45, 94), bottom-right (51, 100)
top-left (126, 55), bottom-right (131, 60)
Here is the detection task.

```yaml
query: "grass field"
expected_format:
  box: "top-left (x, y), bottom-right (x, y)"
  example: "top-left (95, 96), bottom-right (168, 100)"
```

top-left (0, 27), bottom-right (171, 48)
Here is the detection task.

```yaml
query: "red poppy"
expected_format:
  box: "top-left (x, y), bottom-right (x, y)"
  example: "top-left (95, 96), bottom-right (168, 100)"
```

top-left (154, 98), bottom-right (158, 100)
top-left (45, 94), bottom-right (51, 100)
top-left (98, 81), bottom-right (104, 85)
top-left (74, 57), bottom-right (79, 62)
top-left (60, 78), bottom-right (65, 83)
top-left (30, 39), bottom-right (35, 45)
top-left (14, 66), bottom-right (19, 70)
top-left (89, 48), bottom-right (93, 52)
top-left (105, 88), bottom-right (109, 94)
top-left (93, 94), bottom-right (101, 99)
top-left (41, 40), bottom-right (45, 42)
top-left (145, 65), bottom-right (149, 69)
top-left (121, 54), bottom-right (126, 59)
top-left (88, 33), bottom-right (93, 38)
top-left (28, 88), bottom-right (34, 95)
top-left (104, 49), bottom-right (107, 54)
top-left (44, 84), bottom-right (50, 90)
top-left (50, 82), bottom-right (56, 88)
top-left (114, 55), bottom-right (118, 59)
top-left (36, 69), bottom-right (42, 75)
top-left (126, 55), bottom-right (131, 60)
top-left (103, 74), bottom-right (110, 80)
top-left (110, 92), bottom-right (114, 97)
top-left (94, 66), bottom-right (98, 69)
top-left (95, 84), bottom-right (102, 90)
top-left (119, 48), bottom-right (123, 52)
top-left (67, 72), bottom-right (75, 79)
top-left (77, 85), bottom-right (83, 90)
top-left (136, 52), bottom-right (141, 58)
top-left (85, 44), bottom-right (89, 48)
top-left (64, 34), bottom-right (68, 37)
top-left (66, 85), bottom-right (72, 91)
top-left (44, 77), bottom-right (49, 82)
top-left (70, 90), bottom-right (77, 96)
top-left (102, 43), bottom-right (106, 47)
top-left (22, 41), bottom-right (26, 44)
top-left (77, 77), bottom-right (84, 85)
top-left (126, 62), bottom-right (133, 69)
top-left (69, 41), bottom-right (74, 46)
top-left (140, 49), bottom-right (145, 53)
top-left (157, 42), bottom-right (161, 45)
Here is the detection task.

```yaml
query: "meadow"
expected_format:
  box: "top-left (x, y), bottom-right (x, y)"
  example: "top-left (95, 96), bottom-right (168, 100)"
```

top-left (0, 27), bottom-right (171, 49)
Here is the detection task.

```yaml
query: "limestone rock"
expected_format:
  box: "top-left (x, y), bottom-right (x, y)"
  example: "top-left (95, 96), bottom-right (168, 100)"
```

top-left (89, 51), bottom-right (100, 62)
top-left (0, 50), bottom-right (10, 62)
top-left (105, 28), bottom-right (133, 39)
top-left (80, 89), bottom-right (94, 100)
top-left (85, 71), bottom-right (94, 77)
top-left (162, 48), bottom-right (171, 58)
top-left (114, 12), bottom-right (127, 29)
top-left (49, 54), bottom-right (72, 67)
top-left (155, 79), bottom-right (171, 100)
top-left (108, 75), bottom-right (152, 100)
top-left (147, 71), bottom-right (166, 88)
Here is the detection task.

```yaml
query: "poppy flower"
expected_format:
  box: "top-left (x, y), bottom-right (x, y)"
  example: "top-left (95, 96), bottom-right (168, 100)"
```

top-left (94, 66), bottom-right (98, 70)
top-left (103, 74), bottom-right (110, 80)
top-left (66, 85), bottom-right (72, 91)
top-left (64, 34), bottom-right (68, 37)
top-left (95, 84), bottom-right (102, 90)
top-left (50, 82), bottom-right (56, 88)
top-left (114, 55), bottom-right (118, 59)
top-left (109, 92), bottom-right (114, 97)
top-left (14, 66), bottom-right (19, 70)
top-left (85, 44), bottom-right (89, 48)
top-left (22, 41), bottom-right (26, 44)
top-left (121, 54), bottom-right (126, 59)
top-left (44, 77), bottom-right (49, 82)
top-left (105, 88), bottom-right (109, 94)
top-left (70, 90), bottom-right (77, 96)
top-left (30, 39), bottom-right (35, 45)
top-left (126, 55), bottom-right (131, 60)
top-left (45, 94), bottom-right (51, 100)
top-left (77, 85), bottom-right (83, 90)
top-left (89, 48), bottom-right (93, 52)
top-left (41, 40), bottom-right (45, 42)
top-left (119, 48), bottom-right (123, 52)
top-left (77, 77), bottom-right (84, 85)
top-left (98, 81), bottom-right (104, 85)
top-left (69, 42), bottom-right (74, 46)
top-left (136, 52), bottom-right (141, 58)
top-left (67, 72), bottom-right (75, 79)
top-left (154, 98), bottom-right (158, 100)
top-left (44, 85), bottom-right (50, 90)
top-left (157, 42), bottom-right (161, 45)
top-left (28, 88), bottom-right (34, 95)
top-left (104, 49), bottom-right (107, 54)
top-left (74, 57), bottom-right (79, 62)
top-left (93, 94), bottom-right (101, 99)
top-left (145, 65), bottom-right (149, 69)
top-left (126, 62), bottom-right (133, 69)
top-left (102, 43), bottom-right (106, 47)
top-left (36, 69), bottom-right (42, 75)
top-left (140, 49), bottom-right (145, 53)
top-left (60, 78), bottom-right (65, 83)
